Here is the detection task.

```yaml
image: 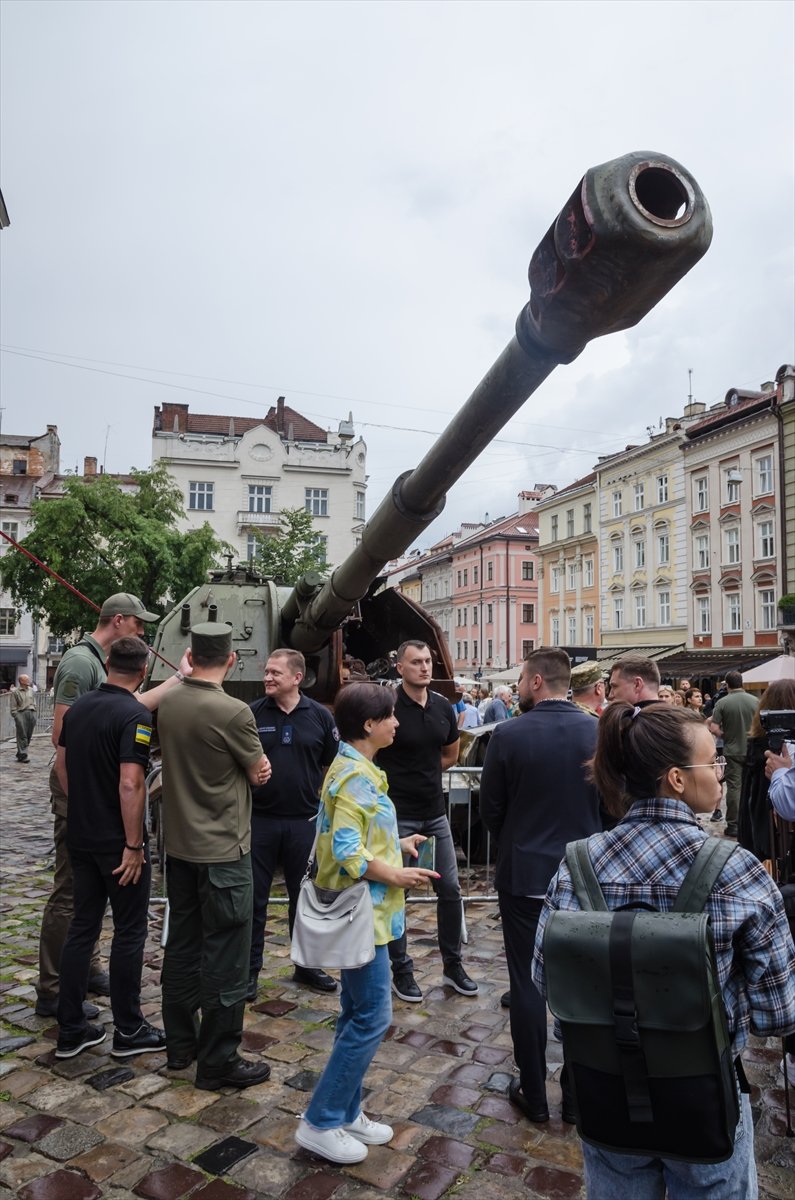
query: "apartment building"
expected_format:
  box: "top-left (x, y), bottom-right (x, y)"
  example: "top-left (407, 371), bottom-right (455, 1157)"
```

top-left (536, 472), bottom-right (599, 649)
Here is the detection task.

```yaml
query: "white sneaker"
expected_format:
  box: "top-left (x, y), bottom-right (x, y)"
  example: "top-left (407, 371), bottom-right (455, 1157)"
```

top-left (295, 1118), bottom-right (368, 1163)
top-left (342, 1112), bottom-right (394, 1145)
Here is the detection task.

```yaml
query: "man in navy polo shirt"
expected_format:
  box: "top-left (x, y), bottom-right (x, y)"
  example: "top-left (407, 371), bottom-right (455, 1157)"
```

top-left (376, 640), bottom-right (478, 1003)
top-left (248, 648), bottom-right (339, 998)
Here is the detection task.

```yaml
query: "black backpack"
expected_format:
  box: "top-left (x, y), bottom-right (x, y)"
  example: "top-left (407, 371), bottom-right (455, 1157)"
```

top-left (543, 836), bottom-right (742, 1163)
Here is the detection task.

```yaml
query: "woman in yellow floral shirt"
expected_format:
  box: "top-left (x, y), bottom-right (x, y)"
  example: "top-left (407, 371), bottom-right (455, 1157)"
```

top-left (295, 684), bottom-right (439, 1166)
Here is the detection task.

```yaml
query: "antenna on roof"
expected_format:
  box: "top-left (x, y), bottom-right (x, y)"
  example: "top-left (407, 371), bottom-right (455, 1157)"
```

top-left (687, 367), bottom-right (694, 404)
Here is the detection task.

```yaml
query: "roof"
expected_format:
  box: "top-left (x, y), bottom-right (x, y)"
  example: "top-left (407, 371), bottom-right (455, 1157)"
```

top-left (535, 471), bottom-right (597, 504)
top-left (685, 393), bottom-right (774, 440)
top-left (453, 510), bottom-right (539, 552)
top-left (154, 401), bottom-right (328, 444)
top-left (651, 647), bottom-right (782, 678)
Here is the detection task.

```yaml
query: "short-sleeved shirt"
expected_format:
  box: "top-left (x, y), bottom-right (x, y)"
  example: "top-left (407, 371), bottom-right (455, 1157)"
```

top-left (375, 685), bottom-right (459, 821)
top-left (158, 678), bottom-right (264, 862)
top-left (711, 690), bottom-right (759, 758)
top-left (59, 683), bottom-right (152, 853)
top-left (249, 693), bottom-right (338, 819)
top-left (52, 635), bottom-right (107, 706)
top-left (315, 741), bottom-right (405, 946)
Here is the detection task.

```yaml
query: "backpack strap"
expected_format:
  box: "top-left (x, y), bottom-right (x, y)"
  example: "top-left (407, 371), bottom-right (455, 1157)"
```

top-left (672, 837), bottom-right (737, 913)
top-left (566, 839), bottom-right (609, 912)
top-left (609, 911), bottom-right (653, 1124)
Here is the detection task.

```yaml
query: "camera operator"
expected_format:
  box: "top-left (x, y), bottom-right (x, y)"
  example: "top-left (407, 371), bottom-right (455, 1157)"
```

top-left (739, 680), bottom-right (795, 860)
top-left (765, 742), bottom-right (795, 822)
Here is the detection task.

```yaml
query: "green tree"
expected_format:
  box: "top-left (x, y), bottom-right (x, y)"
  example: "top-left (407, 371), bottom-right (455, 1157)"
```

top-left (252, 506), bottom-right (330, 585)
top-left (0, 463), bottom-right (226, 639)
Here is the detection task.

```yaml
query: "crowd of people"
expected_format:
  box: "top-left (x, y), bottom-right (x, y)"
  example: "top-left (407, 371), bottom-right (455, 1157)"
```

top-left (13, 597), bottom-right (795, 1188)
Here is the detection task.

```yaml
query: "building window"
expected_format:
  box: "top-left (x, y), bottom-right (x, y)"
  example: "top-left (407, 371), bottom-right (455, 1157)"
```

top-left (634, 593), bottom-right (646, 628)
top-left (613, 542), bottom-right (624, 573)
top-left (457, 571), bottom-right (462, 587)
top-left (462, 641), bottom-right (468, 661)
top-left (657, 532), bottom-right (670, 566)
top-left (462, 607), bottom-right (468, 625)
top-left (522, 604), bottom-right (535, 623)
top-left (0, 608), bottom-right (17, 636)
top-left (472, 608), bottom-right (478, 625)
top-left (613, 597), bottom-right (624, 630)
top-left (463, 568), bottom-right (468, 585)
top-left (522, 639), bottom-right (534, 657)
top-left (612, 490), bottom-right (622, 518)
top-left (550, 616), bottom-right (560, 645)
top-left (584, 557), bottom-right (594, 587)
top-left (695, 533), bottom-right (710, 570)
top-left (725, 527), bottom-right (740, 565)
top-left (568, 615), bottom-right (577, 645)
top-left (726, 475), bottom-right (741, 504)
top-left (305, 488), bottom-right (329, 517)
top-left (487, 603), bottom-right (493, 623)
top-left (656, 474), bottom-right (669, 503)
top-left (487, 561), bottom-right (493, 581)
top-left (355, 491), bottom-right (366, 520)
top-left (310, 534), bottom-right (328, 564)
top-left (658, 590), bottom-right (671, 626)
top-left (473, 566), bottom-right (478, 583)
top-left (696, 595), bottom-right (711, 634)
top-left (246, 533), bottom-right (258, 560)
top-left (584, 612), bottom-right (594, 644)
top-left (472, 640), bottom-right (479, 661)
top-left (551, 566), bottom-right (561, 594)
top-left (0, 520), bottom-right (19, 552)
top-left (758, 520), bottom-right (774, 559)
top-left (247, 484), bottom-right (272, 514)
top-left (522, 560), bottom-right (534, 580)
top-left (456, 641), bottom-right (461, 660)
top-left (566, 509), bottom-right (575, 537)
top-left (188, 481), bottom-right (214, 511)
top-left (694, 476), bottom-right (708, 512)
top-left (726, 593), bottom-right (742, 633)
top-left (759, 588), bottom-right (776, 630)
top-left (567, 562), bottom-right (577, 590)
top-left (583, 503), bottom-right (592, 533)
top-left (551, 514), bottom-right (559, 540)
top-left (487, 638), bottom-right (493, 659)
top-left (633, 483), bottom-right (644, 512)
top-left (755, 454), bottom-right (773, 495)
top-left (634, 539), bottom-right (646, 570)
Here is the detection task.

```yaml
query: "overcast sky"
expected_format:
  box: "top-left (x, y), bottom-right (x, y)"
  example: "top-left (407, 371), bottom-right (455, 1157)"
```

top-left (1, 0), bottom-right (793, 551)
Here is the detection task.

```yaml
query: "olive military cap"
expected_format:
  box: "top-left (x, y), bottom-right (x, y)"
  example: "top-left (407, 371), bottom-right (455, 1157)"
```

top-left (191, 622), bottom-right (233, 657)
top-left (570, 660), bottom-right (605, 692)
top-left (100, 592), bottom-right (159, 622)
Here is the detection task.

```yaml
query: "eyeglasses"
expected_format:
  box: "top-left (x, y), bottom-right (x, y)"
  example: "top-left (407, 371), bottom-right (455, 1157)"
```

top-left (677, 756), bottom-right (726, 780)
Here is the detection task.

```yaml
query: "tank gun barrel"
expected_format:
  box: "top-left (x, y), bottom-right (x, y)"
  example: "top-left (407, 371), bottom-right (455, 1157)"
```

top-left (287, 151), bottom-right (712, 655)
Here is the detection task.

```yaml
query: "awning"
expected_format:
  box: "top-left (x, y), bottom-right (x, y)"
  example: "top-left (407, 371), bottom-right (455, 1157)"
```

top-left (0, 645), bottom-right (31, 666)
top-left (652, 648), bottom-right (781, 680)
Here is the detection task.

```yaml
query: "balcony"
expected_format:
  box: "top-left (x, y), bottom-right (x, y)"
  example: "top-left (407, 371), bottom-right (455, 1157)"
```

top-left (237, 509), bottom-right (280, 529)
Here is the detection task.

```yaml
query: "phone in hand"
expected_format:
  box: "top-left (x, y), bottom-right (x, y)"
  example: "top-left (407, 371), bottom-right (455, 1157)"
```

top-left (416, 836), bottom-right (436, 872)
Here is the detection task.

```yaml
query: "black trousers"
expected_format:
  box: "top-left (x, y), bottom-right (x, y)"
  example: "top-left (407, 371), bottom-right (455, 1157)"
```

top-left (499, 891), bottom-right (571, 1112)
top-left (249, 813), bottom-right (315, 975)
top-left (58, 845), bottom-right (151, 1035)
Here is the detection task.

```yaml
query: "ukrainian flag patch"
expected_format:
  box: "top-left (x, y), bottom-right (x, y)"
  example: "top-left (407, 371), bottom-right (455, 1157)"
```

top-left (135, 724), bottom-right (153, 746)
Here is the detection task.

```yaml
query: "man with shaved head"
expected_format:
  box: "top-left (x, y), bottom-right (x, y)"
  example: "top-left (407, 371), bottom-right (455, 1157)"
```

top-left (10, 673), bottom-right (36, 762)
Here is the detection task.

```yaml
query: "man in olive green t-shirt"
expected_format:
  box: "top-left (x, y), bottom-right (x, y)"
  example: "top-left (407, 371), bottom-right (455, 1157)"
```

top-left (709, 670), bottom-right (758, 838)
top-left (157, 623), bottom-right (272, 1091)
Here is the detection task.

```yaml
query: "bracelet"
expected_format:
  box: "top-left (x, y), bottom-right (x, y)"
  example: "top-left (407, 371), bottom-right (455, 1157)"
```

top-left (174, 671), bottom-right (185, 682)
top-left (125, 843), bottom-right (144, 852)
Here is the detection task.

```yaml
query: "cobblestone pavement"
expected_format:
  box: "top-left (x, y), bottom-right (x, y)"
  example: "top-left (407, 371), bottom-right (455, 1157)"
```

top-left (1, 734), bottom-right (793, 1200)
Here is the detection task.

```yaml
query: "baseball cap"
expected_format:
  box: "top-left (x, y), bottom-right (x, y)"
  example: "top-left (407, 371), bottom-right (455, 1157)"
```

top-left (100, 592), bottom-right (160, 622)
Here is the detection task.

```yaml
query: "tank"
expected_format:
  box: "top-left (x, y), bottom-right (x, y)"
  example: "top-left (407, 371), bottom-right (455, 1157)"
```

top-left (146, 150), bottom-right (712, 703)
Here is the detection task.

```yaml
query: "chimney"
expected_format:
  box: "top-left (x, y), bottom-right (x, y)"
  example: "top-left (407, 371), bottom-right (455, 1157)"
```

top-left (84, 456), bottom-right (97, 476)
top-left (276, 395), bottom-right (286, 435)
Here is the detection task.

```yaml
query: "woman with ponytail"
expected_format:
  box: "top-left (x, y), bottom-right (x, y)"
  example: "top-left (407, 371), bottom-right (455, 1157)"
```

top-left (532, 701), bottom-right (795, 1199)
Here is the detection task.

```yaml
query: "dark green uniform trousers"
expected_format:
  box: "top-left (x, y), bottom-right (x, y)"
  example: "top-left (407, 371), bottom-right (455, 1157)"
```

top-left (162, 854), bottom-right (253, 1079)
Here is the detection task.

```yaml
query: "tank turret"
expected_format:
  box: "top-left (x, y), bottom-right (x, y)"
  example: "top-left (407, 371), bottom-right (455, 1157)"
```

top-left (147, 150), bottom-right (711, 702)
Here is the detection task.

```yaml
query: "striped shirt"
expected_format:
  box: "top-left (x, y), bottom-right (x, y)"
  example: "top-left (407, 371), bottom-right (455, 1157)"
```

top-left (532, 796), bottom-right (795, 1053)
top-left (315, 742), bottom-right (405, 946)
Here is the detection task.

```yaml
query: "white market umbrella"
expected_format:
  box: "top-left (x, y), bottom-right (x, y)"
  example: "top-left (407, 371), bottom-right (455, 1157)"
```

top-left (741, 655), bottom-right (795, 685)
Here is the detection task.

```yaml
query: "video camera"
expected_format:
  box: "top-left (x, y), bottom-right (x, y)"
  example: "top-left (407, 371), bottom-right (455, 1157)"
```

top-left (759, 710), bottom-right (795, 754)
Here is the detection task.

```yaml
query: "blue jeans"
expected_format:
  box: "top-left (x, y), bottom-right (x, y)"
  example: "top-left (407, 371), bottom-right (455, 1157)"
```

top-left (304, 944), bottom-right (392, 1129)
top-left (388, 813), bottom-right (463, 973)
top-left (582, 1092), bottom-right (757, 1199)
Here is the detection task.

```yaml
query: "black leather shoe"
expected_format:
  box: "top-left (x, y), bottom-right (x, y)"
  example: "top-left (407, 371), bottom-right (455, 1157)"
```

top-left (195, 1059), bottom-right (271, 1090)
top-left (442, 964), bottom-right (478, 995)
top-left (87, 971), bottom-right (111, 996)
top-left (392, 972), bottom-right (423, 1003)
top-left (508, 1078), bottom-right (549, 1123)
top-left (293, 967), bottom-right (338, 993)
top-left (500, 990), bottom-right (511, 1009)
top-left (245, 971), bottom-right (258, 1002)
top-left (166, 1053), bottom-right (195, 1070)
top-left (35, 997), bottom-right (100, 1020)
top-left (562, 1106), bottom-right (577, 1124)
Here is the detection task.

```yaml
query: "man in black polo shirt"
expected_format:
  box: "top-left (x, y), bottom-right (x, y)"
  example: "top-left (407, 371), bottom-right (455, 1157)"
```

top-left (376, 640), bottom-right (478, 1003)
top-left (55, 637), bottom-right (167, 1060)
top-left (248, 648), bottom-right (339, 999)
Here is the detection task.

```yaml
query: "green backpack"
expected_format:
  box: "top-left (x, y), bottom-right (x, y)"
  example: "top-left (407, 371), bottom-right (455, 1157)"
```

top-left (543, 836), bottom-right (741, 1163)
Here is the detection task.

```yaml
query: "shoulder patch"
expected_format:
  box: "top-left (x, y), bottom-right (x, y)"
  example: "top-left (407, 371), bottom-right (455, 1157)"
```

top-left (59, 678), bottom-right (81, 701)
top-left (135, 724), bottom-right (153, 746)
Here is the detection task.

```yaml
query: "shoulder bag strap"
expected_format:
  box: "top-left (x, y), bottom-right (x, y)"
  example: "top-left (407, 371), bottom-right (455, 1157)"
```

top-left (565, 839), bottom-right (609, 912)
top-left (301, 795), bottom-right (378, 885)
top-left (673, 837), bottom-right (737, 913)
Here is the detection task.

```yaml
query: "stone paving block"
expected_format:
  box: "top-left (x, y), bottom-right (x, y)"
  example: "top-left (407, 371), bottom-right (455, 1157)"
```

top-left (51, 1087), bottom-right (134, 1124)
top-left (475, 1095), bottom-right (520, 1124)
top-left (199, 1095), bottom-right (270, 1134)
top-left (523, 1135), bottom-right (582, 1171)
top-left (1, 1113), bottom-right (64, 1143)
top-left (472, 1046), bottom-right (510, 1066)
top-left (408, 1055), bottom-right (455, 1079)
top-left (371, 1045), bottom-right (417, 1070)
top-left (251, 998), bottom-right (298, 1017)
top-left (147, 1123), bottom-right (219, 1158)
top-left (523, 1165), bottom-right (583, 1198)
top-left (430, 1084), bottom-right (481, 1109)
top-left (118, 1074), bottom-right (171, 1100)
top-left (110, 1155), bottom-right (160, 1191)
top-left (96, 1107), bottom-right (170, 1147)
top-left (2, 1069), bottom-right (50, 1099)
top-left (240, 1030), bottom-right (278, 1053)
top-left (245, 1113), bottom-right (301, 1153)
top-left (447, 1173), bottom-right (527, 1200)
top-left (483, 1071), bottom-right (512, 1094)
top-left (191, 1181), bottom-right (256, 1200)
top-left (69, 1140), bottom-right (141, 1182)
top-left (281, 1170), bottom-right (344, 1200)
top-left (25, 1078), bottom-right (94, 1113)
top-left (445, 1063), bottom-right (490, 1087)
top-left (87, 1066), bottom-right (136, 1091)
top-left (35, 1120), bottom-right (104, 1161)
top-left (285, 1069), bottom-right (322, 1093)
top-left (486, 1152), bottom-right (528, 1176)
top-left (396, 1031), bottom-right (436, 1050)
top-left (231, 1151), bottom-right (304, 1196)
top-left (399, 1159), bottom-right (459, 1200)
top-left (17, 1167), bottom-right (102, 1199)
top-left (345, 1146), bottom-right (415, 1190)
top-left (410, 1105), bottom-right (481, 1139)
top-left (0, 1035), bottom-right (35, 1055)
top-left (147, 1087), bottom-right (220, 1117)
top-left (0, 1100), bottom-right (28, 1129)
top-left (429, 1040), bottom-right (471, 1059)
top-left (133, 1162), bottom-right (207, 1198)
top-left (264, 1042), bottom-right (313, 1063)
top-left (193, 1136), bottom-right (258, 1176)
top-left (476, 1121), bottom-right (543, 1154)
top-left (0, 1150), bottom-right (54, 1190)
top-left (0, 1144), bottom-right (10, 1164)
top-left (416, 1135), bottom-right (476, 1170)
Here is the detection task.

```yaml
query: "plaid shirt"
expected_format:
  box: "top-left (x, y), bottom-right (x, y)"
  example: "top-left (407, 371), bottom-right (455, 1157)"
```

top-left (532, 796), bottom-right (795, 1053)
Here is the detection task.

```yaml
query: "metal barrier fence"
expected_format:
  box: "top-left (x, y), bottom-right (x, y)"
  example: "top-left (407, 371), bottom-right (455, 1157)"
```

top-left (0, 691), bottom-right (54, 742)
